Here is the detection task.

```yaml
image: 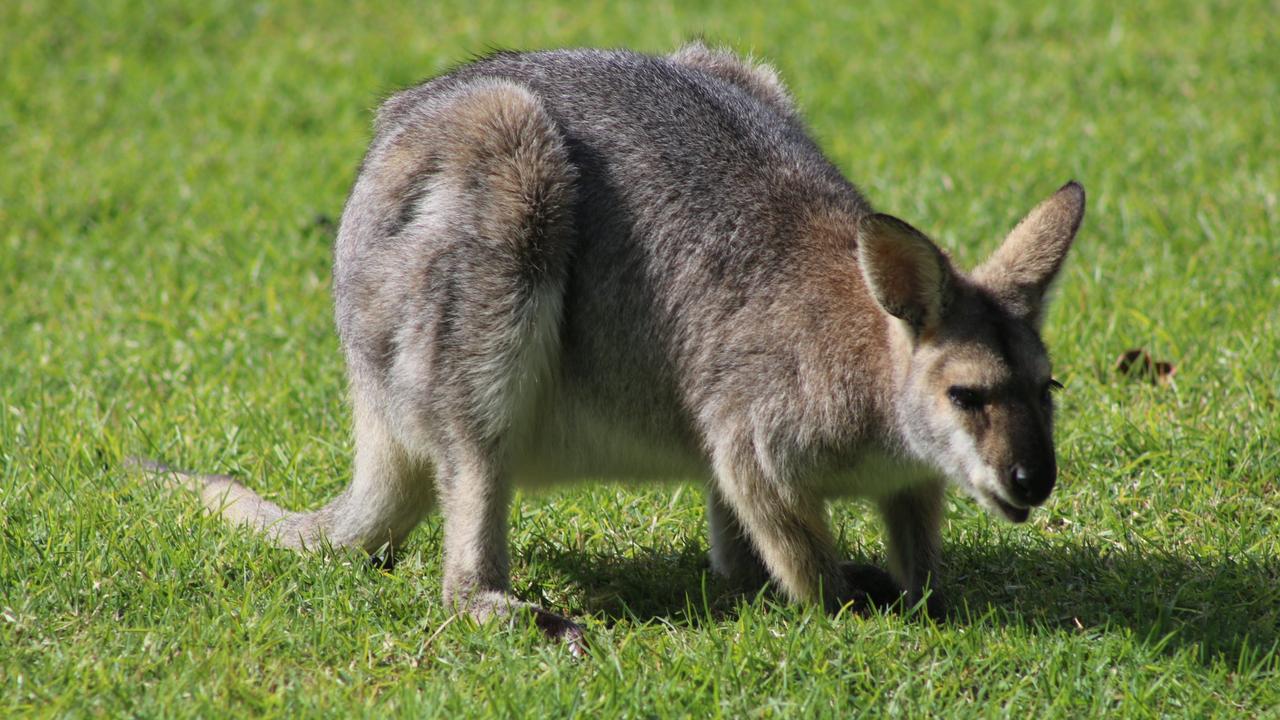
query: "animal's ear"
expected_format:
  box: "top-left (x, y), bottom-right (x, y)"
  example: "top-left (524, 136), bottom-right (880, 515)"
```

top-left (857, 213), bottom-right (954, 336)
top-left (974, 181), bottom-right (1085, 326)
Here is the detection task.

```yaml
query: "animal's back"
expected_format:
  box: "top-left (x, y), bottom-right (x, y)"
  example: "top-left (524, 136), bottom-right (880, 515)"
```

top-left (336, 47), bottom-right (882, 480)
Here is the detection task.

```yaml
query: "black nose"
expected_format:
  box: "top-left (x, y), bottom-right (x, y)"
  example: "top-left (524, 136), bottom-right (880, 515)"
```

top-left (1009, 463), bottom-right (1055, 506)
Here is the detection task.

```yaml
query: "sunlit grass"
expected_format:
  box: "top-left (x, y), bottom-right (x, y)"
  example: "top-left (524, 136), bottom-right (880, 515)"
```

top-left (2, 0), bottom-right (1277, 716)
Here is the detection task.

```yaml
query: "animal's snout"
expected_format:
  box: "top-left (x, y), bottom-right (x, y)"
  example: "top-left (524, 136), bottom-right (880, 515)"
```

top-left (1008, 461), bottom-right (1055, 506)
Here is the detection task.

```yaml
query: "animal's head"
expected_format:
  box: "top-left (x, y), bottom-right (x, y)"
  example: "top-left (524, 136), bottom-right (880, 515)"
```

top-left (858, 182), bottom-right (1085, 522)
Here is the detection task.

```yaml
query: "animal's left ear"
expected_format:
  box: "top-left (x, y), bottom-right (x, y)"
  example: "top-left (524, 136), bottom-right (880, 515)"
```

top-left (858, 213), bottom-right (955, 337)
top-left (974, 181), bottom-right (1086, 326)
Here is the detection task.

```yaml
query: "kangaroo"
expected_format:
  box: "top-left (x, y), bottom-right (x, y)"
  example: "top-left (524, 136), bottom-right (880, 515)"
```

top-left (135, 43), bottom-right (1084, 650)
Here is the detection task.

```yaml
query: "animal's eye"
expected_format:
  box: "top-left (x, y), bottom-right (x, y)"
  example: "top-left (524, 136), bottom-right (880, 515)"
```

top-left (1041, 378), bottom-right (1064, 405)
top-left (947, 386), bottom-right (986, 411)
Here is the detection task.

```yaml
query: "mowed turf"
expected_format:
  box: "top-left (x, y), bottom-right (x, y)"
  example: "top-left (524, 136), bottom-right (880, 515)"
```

top-left (2, 0), bottom-right (1277, 716)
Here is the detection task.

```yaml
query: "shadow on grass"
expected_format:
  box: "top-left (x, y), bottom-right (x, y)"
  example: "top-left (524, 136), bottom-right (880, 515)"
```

top-left (944, 541), bottom-right (1280, 664)
top-left (525, 541), bottom-right (733, 627)
top-left (532, 539), bottom-right (1279, 665)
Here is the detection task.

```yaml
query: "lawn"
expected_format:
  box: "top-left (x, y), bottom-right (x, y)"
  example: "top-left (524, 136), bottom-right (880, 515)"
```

top-left (2, 0), bottom-right (1278, 716)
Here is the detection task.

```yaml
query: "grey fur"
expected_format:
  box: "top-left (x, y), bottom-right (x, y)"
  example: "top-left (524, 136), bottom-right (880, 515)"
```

top-left (136, 43), bottom-right (1085, 643)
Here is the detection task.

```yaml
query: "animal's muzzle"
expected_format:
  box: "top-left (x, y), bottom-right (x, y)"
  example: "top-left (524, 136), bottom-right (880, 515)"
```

top-left (1007, 461), bottom-right (1055, 506)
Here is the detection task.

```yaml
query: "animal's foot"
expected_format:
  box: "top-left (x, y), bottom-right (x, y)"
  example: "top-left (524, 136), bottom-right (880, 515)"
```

top-left (451, 589), bottom-right (587, 657)
top-left (837, 562), bottom-right (902, 613)
top-left (708, 548), bottom-right (771, 592)
top-left (917, 586), bottom-right (948, 621)
top-left (837, 562), bottom-right (946, 620)
top-left (531, 606), bottom-right (588, 658)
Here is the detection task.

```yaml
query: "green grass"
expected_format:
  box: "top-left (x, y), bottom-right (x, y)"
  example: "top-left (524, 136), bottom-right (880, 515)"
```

top-left (3, 0), bottom-right (1278, 716)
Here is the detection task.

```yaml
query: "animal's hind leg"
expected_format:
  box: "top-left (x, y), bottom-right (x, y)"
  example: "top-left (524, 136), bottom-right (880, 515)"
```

top-left (364, 79), bottom-right (581, 647)
top-left (311, 389), bottom-right (435, 556)
top-left (706, 485), bottom-right (770, 589)
top-left (436, 442), bottom-right (584, 649)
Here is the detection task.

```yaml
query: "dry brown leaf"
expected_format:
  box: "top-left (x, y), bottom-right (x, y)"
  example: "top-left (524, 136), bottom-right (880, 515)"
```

top-left (1115, 348), bottom-right (1176, 385)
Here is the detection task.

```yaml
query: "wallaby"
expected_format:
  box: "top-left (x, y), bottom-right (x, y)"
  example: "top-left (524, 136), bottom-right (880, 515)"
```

top-left (135, 43), bottom-right (1085, 650)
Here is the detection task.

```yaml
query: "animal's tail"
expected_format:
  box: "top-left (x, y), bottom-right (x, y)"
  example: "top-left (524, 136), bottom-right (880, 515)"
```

top-left (126, 457), bottom-right (355, 550)
top-left (127, 405), bottom-right (432, 555)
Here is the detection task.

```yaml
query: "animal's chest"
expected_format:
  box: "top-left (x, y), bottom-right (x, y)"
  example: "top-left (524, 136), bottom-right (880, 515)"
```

top-left (817, 448), bottom-right (938, 500)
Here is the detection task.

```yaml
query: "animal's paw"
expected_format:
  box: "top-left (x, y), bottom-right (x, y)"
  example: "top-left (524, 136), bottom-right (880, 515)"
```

top-left (531, 606), bottom-right (588, 658)
top-left (836, 562), bottom-right (947, 620)
top-left (837, 562), bottom-right (902, 613)
top-left (919, 587), bottom-right (947, 621)
top-left (707, 548), bottom-right (771, 591)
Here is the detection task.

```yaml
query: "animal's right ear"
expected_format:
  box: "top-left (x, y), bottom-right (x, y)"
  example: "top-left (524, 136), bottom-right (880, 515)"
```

top-left (857, 213), bottom-right (953, 336)
top-left (973, 181), bottom-right (1085, 326)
